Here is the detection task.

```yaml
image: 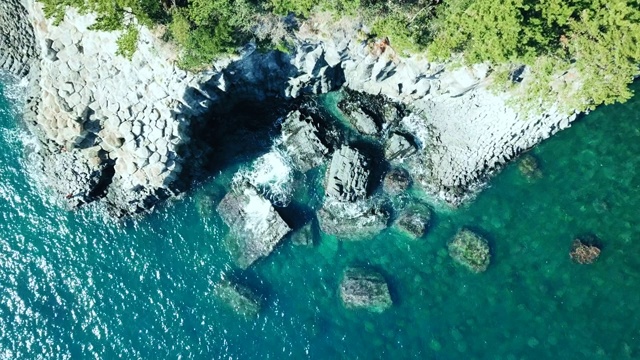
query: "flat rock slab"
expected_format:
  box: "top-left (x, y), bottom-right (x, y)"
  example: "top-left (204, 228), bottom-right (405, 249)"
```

top-left (279, 110), bottom-right (329, 172)
top-left (325, 146), bottom-right (369, 202)
top-left (340, 267), bottom-right (392, 312)
top-left (448, 229), bottom-right (491, 273)
top-left (217, 184), bottom-right (291, 269)
top-left (214, 280), bottom-right (262, 318)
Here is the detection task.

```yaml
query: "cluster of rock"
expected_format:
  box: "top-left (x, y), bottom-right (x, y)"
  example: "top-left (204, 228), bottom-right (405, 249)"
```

top-left (569, 238), bottom-right (601, 265)
top-left (1, 0), bottom-right (580, 215)
top-left (0, 0), bottom-right (38, 77)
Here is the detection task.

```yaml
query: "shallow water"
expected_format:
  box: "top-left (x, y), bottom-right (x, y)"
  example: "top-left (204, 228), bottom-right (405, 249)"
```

top-left (1, 76), bottom-right (640, 359)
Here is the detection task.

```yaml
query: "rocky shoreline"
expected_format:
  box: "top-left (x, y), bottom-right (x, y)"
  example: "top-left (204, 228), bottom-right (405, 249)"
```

top-left (0, 0), bottom-right (577, 217)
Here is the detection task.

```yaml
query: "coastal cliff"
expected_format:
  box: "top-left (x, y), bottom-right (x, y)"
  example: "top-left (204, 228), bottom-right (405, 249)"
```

top-left (0, 1), bottom-right (576, 215)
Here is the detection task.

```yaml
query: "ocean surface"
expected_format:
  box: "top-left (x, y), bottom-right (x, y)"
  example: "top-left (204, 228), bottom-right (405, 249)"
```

top-left (1, 74), bottom-right (640, 359)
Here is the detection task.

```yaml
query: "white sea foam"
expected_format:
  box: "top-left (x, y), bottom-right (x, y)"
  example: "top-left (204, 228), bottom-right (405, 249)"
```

top-left (233, 148), bottom-right (295, 206)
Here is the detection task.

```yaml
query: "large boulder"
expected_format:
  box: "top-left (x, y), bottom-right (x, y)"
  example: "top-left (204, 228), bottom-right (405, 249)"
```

top-left (214, 280), bottom-right (262, 318)
top-left (217, 183), bottom-right (291, 268)
top-left (279, 110), bottom-right (329, 172)
top-left (448, 229), bottom-right (491, 273)
top-left (325, 146), bottom-right (369, 202)
top-left (395, 205), bottom-right (431, 239)
top-left (340, 267), bottom-right (392, 312)
top-left (382, 167), bottom-right (412, 195)
top-left (317, 200), bottom-right (389, 240)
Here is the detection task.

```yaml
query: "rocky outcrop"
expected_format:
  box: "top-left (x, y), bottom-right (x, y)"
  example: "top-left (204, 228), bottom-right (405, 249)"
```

top-left (0, 0), bottom-right (38, 77)
top-left (0, 0), bottom-right (580, 216)
top-left (340, 267), bottom-right (392, 312)
top-left (217, 183), bottom-right (291, 268)
top-left (382, 167), bottom-right (411, 195)
top-left (325, 146), bottom-right (369, 202)
top-left (395, 205), bottom-right (431, 239)
top-left (278, 110), bottom-right (329, 172)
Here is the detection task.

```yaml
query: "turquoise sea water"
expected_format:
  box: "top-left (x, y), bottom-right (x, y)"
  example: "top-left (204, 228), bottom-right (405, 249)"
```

top-left (1, 75), bottom-right (640, 359)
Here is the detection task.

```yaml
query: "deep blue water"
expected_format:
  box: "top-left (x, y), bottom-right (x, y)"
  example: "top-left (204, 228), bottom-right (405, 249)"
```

top-left (2, 75), bottom-right (640, 359)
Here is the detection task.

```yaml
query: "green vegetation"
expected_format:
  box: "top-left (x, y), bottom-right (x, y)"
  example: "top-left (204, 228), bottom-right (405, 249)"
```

top-left (38, 0), bottom-right (639, 112)
top-left (428, 0), bottom-right (640, 112)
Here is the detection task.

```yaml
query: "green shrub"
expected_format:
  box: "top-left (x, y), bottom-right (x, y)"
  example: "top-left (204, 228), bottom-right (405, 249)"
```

top-left (115, 25), bottom-right (139, 59)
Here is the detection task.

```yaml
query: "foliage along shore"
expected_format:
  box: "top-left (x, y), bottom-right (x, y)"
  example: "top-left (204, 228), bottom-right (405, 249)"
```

top-left (39, 0), bottom-right (640, 114)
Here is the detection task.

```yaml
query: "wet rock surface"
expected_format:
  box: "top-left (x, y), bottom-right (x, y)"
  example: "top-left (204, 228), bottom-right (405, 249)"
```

top-left (279, 110), bottom-right (329, 172)
top-left (395, 205), bottom-right (431, 239)
top-left (340, 267), bottom-right (392, 312)
top-left (217, 183), bottom-right (291, 269)
top-left (325, 146), bottom-right (369, 202)
top-left (382, 168), bottom-right (412, 195)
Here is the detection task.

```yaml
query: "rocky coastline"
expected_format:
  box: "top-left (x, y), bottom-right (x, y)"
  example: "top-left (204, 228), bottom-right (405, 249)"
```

top-left (0, 0), bottom-right (577, 218)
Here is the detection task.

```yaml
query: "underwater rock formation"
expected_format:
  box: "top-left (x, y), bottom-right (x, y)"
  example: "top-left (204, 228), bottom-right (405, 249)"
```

top-left (214, 280), bottom-right (262, 318)
top-left (340, 267), bottom-right (392, 312)
top-left (570, 238), bottom-right (601, 264)
top-left (448, 229), bottom-right (491, 273)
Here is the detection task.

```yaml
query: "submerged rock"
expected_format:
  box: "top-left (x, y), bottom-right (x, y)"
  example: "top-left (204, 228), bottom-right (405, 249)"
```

top-left (448, 229), bottom-right (491, 273)
top-left (290, 222), bottom-right (315, 247)
top-left (570, 238), bottom-right (601, 264)
top-left (382, 168), bottom-right (412, 195)
top-left (214, 280), bottom-right (262, 318)
top-left (325, 146), bottom-right (369, 202)
top-left (518, 154), bottom-right (542, 179)
top-left (395, 205), bottom-right (431, 239)
top-left (317, 200), bottom-right (389, 240)
top-left (340, 267), bottom-right (392, 312)
top-left (217, 183), bottom-right (291, 268)
top-left (384, 132), bottom-right (417, 161)
top-left (279, 110), bottom-right (329, 172)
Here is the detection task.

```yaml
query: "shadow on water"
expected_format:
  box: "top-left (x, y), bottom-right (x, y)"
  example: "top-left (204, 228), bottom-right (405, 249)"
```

top-left (179, 99), bottom-right (293, 187)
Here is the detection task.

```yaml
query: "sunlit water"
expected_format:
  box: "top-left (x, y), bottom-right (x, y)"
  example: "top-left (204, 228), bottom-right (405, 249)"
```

top-left (1, 74), bottom-right (640, 359)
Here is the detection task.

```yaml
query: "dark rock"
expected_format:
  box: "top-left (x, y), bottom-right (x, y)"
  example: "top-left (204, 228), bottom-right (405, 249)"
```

top-left (337, 89), bottom-right (405, 135)
top-left (325, 146), bottom-right (369, 202)
top-left (279, 110), bottom-right (329, 172)
top-left (340, 267), bottom-right (392, 312)
top-left (217, 183), bottom-right (291, 268)
top-left (384, 132), bottom-right (417, 161)
top-left (395, 205), bottom-right (431, 239)
top-left (214, 280), bottom-right (262, 318)
top-left (317, 200), bottom-right (389, 240)
top-left (290, 222), bottom-right (314, 246)
top-left (382, 168), bottom-right (412, 195)
top-left (448, 229), bottom-right (491, 273)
